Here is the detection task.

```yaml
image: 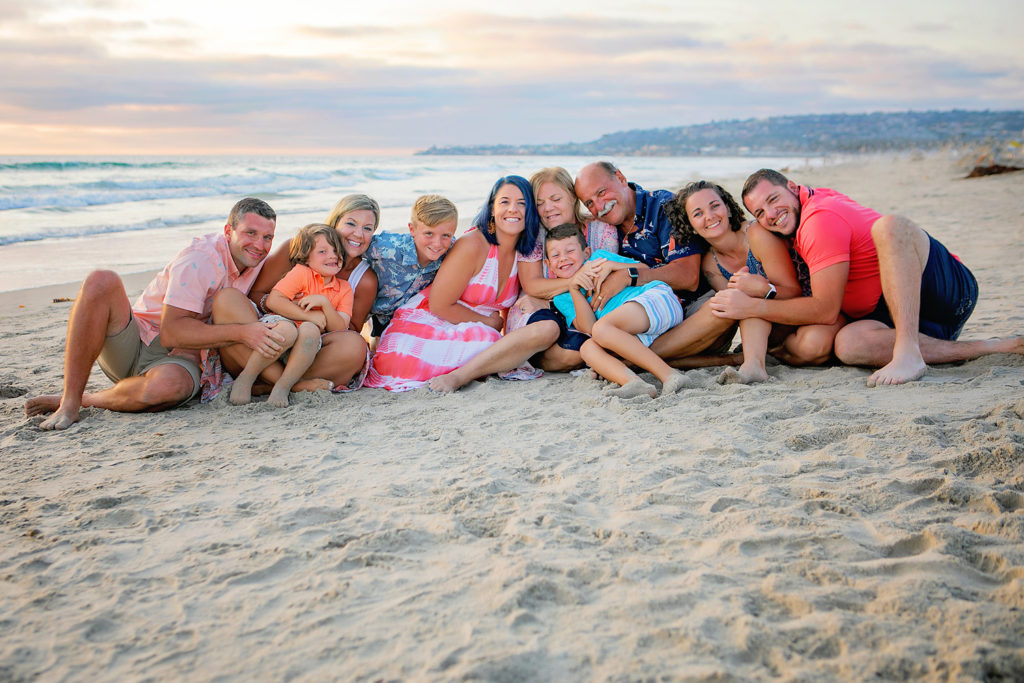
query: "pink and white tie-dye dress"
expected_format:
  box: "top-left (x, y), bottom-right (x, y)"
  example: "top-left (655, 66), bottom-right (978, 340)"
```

top-left (365, 243), bottom-right (520, 391)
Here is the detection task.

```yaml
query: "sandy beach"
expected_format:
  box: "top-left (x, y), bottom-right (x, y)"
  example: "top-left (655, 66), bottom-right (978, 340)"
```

top-left (1, 153), bottom-right (1022, 680)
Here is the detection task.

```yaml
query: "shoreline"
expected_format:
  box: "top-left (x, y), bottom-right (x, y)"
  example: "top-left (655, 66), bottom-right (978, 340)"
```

top-left (0, 270), bottom-right (157, 316)
top-left (2, 151), bottom-right (1022, 680)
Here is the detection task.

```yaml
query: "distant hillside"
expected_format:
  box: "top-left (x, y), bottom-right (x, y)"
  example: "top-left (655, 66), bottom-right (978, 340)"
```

top-left (418, 110), bottom-right (1024, 157)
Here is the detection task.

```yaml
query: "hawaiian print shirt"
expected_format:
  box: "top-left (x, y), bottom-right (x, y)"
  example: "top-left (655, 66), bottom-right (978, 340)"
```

top-left (366, 231), bottom-right (446, 317)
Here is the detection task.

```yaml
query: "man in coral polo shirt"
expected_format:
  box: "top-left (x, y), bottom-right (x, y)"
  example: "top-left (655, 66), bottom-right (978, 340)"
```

top-left (709, 168), bottom-right (1022, 386)
top-left (26, 197), bottom-right (287, 429)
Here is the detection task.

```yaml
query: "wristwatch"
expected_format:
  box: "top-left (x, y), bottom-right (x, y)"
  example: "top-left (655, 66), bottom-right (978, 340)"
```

top-left (764, 283), bottom-right (777, 299)
top-left (627, 267), bottom-right (639, 287)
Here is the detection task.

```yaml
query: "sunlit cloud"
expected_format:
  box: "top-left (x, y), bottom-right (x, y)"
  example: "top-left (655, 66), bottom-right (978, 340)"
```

top-left (0, 1), bottom-right (1021, 154)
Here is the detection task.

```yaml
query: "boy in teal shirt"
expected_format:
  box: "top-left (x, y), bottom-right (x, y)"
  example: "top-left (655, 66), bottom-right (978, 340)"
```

top-left (547, 223), bottom-right (689, 398)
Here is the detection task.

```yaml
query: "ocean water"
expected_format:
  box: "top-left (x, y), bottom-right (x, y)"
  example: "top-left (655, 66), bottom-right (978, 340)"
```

top-left (0, 154), bottom-right (821, 292)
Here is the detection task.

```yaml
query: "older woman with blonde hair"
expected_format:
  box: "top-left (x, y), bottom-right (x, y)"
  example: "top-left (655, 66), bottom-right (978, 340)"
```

top-left (504, 166), bottom-right (620, 371)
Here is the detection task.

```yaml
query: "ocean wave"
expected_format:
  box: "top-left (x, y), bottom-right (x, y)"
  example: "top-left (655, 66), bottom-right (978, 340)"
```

top-left (0, 213), bottom-right (222, 247)
top-left (0, 160), bottom-right (191, 171)
top-left (0, 169), bottom-right (369, 212)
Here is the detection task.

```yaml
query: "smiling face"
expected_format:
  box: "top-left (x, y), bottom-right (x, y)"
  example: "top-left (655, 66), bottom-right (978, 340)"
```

top-left (685, 188), bottom-right (732, 241)
top-left (333, 208), bottom-right (378, 259)
top-left (304, 233), bottom-right (342, 279)
top-left (491, 183), bottom-right (526, 238)
top-left (743, 179), bottom-right (802, 237)
top-left (544, 235), bottom-right (589, 279)
top-left (410, 217), bottom-right (456, 266)
top-left (225, 212), bottom-right (276, 271)
top-left (536, 181), bottom-right (576, 230)
top-left (574, 164), bottom-right (632, 228)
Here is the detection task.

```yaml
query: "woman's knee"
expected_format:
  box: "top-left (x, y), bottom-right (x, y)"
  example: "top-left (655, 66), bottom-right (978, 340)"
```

top-left (787, 327), bottom-right (836, 366)
top-left (528, 319), bottom-right (560, 346)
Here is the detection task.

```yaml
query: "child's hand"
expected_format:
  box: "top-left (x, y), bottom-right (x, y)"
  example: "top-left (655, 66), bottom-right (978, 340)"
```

top-left (308, 310), bottom-right (328, 331)
top-left (297, 294), bottom-right (330, 311)
top-left (571, 268), bottom-right (595, 293)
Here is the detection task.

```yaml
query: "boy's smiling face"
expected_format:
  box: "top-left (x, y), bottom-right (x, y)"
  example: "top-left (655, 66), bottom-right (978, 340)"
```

top-left (410, 217), bottom-right (456, 266)
top-left (306, 234), bottom-right (342, 278)
top-left (544, 236), bottom-right (590, 279)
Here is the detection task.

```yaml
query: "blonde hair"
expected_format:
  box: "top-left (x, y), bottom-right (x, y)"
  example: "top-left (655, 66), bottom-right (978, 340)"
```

top-left (412, 194), bottom-right (458, 227)
top-left (529, 167), bottom-right (586, 226)
top-left (289, 223), bottom-right (345, 267)
top-left (323, 194), bottom-right (381, 232)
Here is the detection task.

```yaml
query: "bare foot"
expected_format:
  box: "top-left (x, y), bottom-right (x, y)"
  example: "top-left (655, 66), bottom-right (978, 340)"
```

top-left (427, 371), bottom-right (464, 394)
top-left (267, 386), bottom-right (289, 408)
top-left (292, 378), bottom-right (334, 393)
top-left (659, 371), bottom-right (692, 396)
top-left (607, 378), bottom-right (657, 399)
top-left (25, 394), bottom-right (60, 417)
top-left (718, 364), bottom-right (769, 385)
top-left (38, 406), bottom-right (80, 430)
top-left (867, 354), bottom-right (926, 387)
top-left (229, 375), bottom-right (256, 405)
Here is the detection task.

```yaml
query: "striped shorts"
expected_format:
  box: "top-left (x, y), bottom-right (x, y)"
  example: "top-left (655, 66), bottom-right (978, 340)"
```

top-left (631, 282), bottom-right (685, 347)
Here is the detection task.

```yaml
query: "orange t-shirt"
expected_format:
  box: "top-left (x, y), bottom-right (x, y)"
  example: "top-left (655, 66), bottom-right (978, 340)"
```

top-left (272, 263), bottom-right (353, 316)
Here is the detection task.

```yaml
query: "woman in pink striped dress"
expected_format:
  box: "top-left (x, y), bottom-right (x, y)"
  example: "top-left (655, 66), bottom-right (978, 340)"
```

top-left (366, 176), bottom-right (561, 392)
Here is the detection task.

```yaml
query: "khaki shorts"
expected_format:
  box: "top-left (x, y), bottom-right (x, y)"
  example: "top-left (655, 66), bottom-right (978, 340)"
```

top-left (97, 316), bottom-right (201, 404)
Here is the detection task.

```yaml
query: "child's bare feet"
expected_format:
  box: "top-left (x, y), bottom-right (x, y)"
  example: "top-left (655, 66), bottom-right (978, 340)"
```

top-left (607, 378), bottom-right (657, 399)
top-left (659, 370), bottom-right (692, 396)
top-left (267, 386), bottom-right (290, 408)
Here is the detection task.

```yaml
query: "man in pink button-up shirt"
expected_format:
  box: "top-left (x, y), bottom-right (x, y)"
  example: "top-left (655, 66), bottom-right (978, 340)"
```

top-left (26, 198), bottom-right (287, 430)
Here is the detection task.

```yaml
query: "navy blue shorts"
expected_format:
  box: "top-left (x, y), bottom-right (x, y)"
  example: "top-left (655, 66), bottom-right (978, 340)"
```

top-left (527, 308), bottom-right (588, 352)
top-left (862, 234), bottom-right (978, 341)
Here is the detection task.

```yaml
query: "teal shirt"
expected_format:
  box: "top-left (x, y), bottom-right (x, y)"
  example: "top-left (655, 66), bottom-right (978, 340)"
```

top-left (552, 249), bottom-right (670, 329)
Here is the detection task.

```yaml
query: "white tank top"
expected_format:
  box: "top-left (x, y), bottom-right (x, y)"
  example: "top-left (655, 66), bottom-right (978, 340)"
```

top-left (348, 259), bottom-right (370, 290)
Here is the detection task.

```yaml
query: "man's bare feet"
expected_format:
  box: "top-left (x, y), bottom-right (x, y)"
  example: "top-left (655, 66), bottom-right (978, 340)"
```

top-left (38, 407), bottom-right (80, 430)
top-left (718, 364), bottom-right (769, 385)
top-left (25, 394), bottom-right (60, 416)
top-left (867, 353), bottom-right (926, 387)
top-left (607, 378), bottom-right (657, 399)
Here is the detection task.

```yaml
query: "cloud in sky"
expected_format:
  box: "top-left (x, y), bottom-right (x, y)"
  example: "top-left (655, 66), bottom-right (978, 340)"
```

top-left (1, 1), bottom-right (1022, 154)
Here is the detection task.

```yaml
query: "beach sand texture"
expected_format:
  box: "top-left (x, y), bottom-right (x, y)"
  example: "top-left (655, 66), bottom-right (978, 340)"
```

top-left (1, 154), bottom-right (1022, 680)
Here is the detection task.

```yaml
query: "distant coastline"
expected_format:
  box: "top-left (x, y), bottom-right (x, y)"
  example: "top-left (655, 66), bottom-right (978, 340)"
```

top-left (418, 109), bottom-right (1024, 157)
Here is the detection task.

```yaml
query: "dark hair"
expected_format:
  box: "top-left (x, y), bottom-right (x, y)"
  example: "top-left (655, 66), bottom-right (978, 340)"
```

top-left (741, 169), bottom-right (791, 201)
top-left (228, 197), bottom-right (276, 228)
top-left (664, 180), bottom-right (745, 248)
top-left (544, 222), bottom-right (586, 253)
top-left (289, 223), bottom-right (345, 268)
top-left (472, 175), bottom-right (539, 256)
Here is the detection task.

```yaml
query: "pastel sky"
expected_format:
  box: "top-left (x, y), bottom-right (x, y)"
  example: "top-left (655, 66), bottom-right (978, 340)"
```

top-left (3, 0), bottom-right (1022, 154)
